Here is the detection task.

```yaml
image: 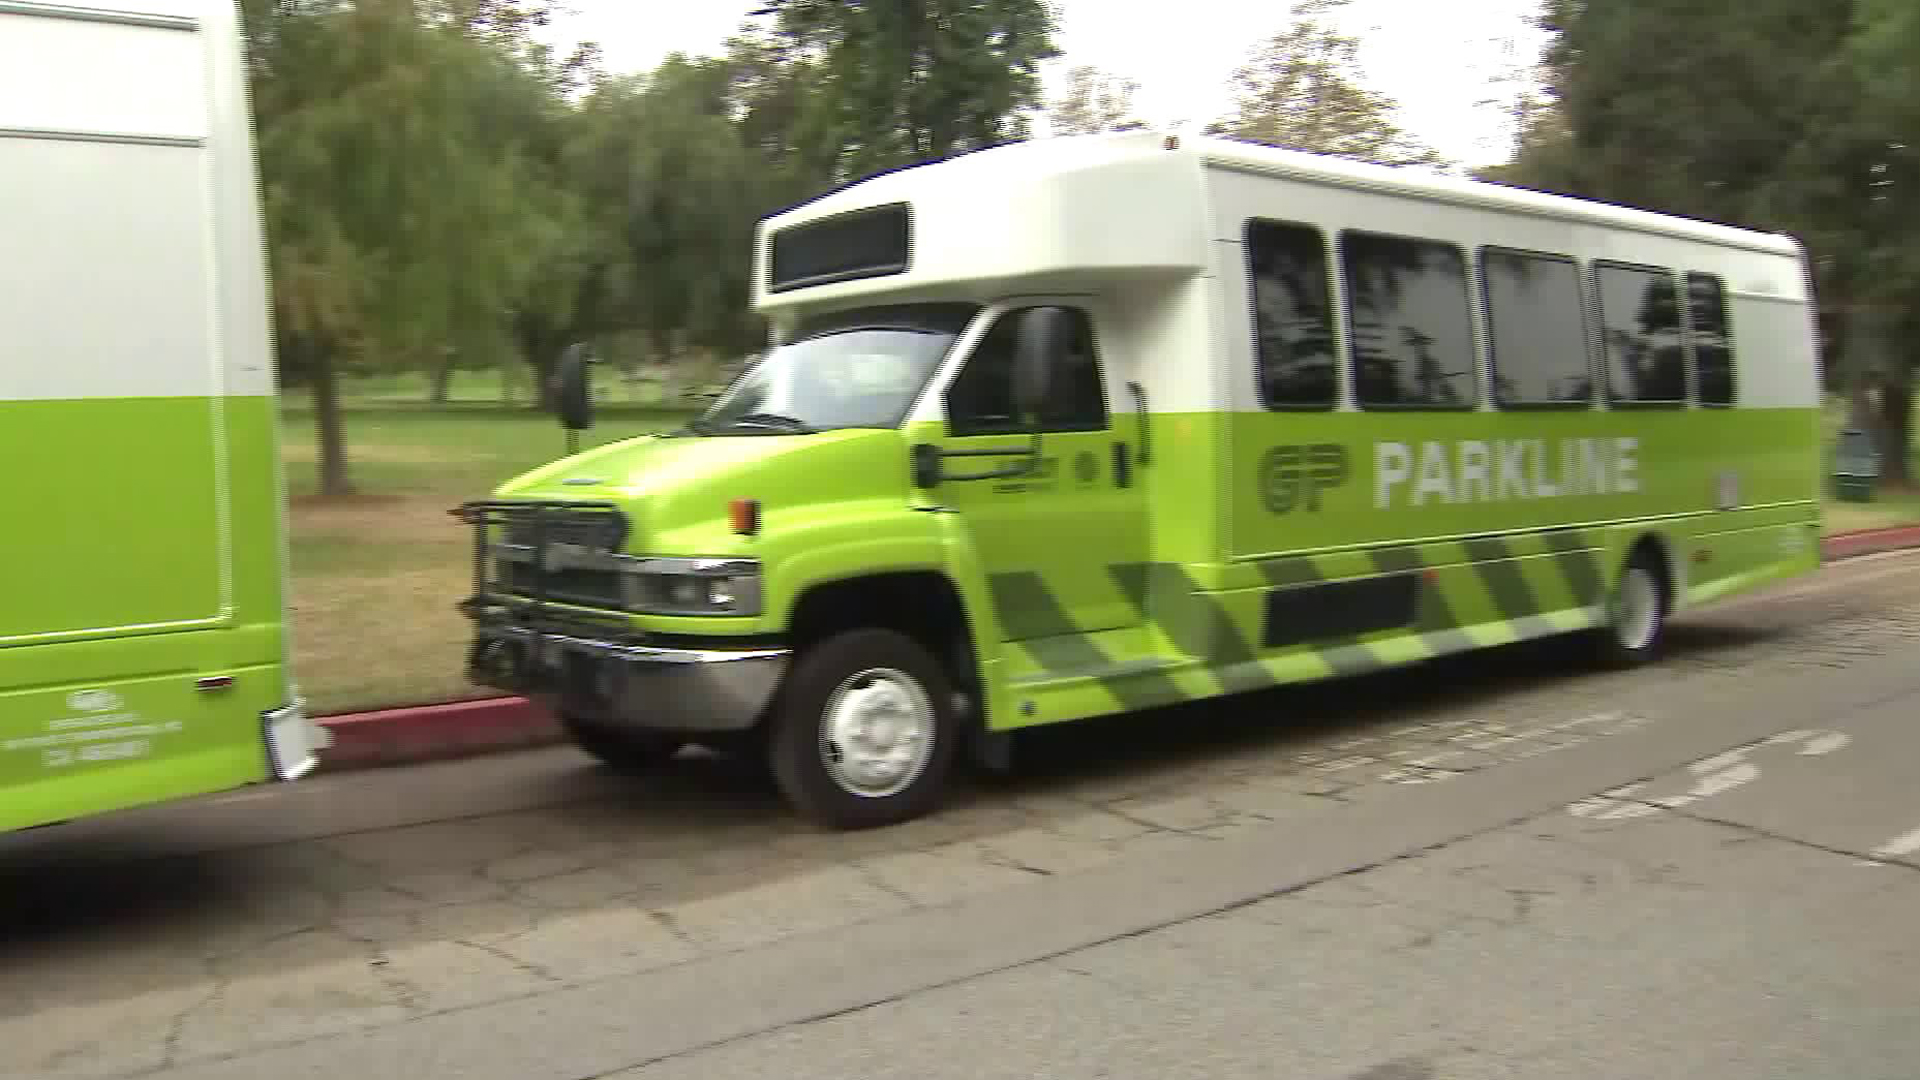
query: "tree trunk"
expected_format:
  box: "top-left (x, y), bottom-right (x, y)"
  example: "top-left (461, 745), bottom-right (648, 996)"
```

top-left (1878, 361), bottom-right (1914, 485)
top-left (310, 348), bottom-right (353, 499)
top-left (429, 353), bottom-right (455, 405)
top-left (535, 357), bottom-right (559, 412)
top-left (1845, 306), bottom-right (1911, 485)
top-left (1849, 378), bottom-right (1876, 431)
top-left (521, 336), bottom-right (564, 413)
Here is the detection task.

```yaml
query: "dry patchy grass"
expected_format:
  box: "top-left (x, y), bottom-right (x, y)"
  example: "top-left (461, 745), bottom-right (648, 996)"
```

top-left (284, 406), bottom-right (681, 714)
top-left (1822, 481), bottom-right (1920, 537)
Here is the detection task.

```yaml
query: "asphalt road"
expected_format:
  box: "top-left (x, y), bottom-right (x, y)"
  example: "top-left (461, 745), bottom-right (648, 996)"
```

top-left (615, 697), bottom-right (1920, 1080)
top-left (4, 550), bottom-right (1920, 1080)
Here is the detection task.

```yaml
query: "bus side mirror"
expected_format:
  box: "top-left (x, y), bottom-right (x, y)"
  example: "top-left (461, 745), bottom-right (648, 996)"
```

top-left (1013, 307), bottom-right (1066, 417)
top-left (555, 344), bottom-right (594, 433)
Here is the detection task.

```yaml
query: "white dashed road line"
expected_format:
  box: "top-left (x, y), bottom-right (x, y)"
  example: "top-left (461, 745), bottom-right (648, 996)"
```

top-left (1869, 824), bottom-right (1920, 862)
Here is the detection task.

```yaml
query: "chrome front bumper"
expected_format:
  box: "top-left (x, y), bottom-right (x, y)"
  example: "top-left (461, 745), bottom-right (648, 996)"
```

top-left (468, 621), bottom-right (790, 734)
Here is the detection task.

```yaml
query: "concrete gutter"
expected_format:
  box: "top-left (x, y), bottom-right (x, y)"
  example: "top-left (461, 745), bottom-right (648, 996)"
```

top-left (310, 523), bottom-right (1920, 773)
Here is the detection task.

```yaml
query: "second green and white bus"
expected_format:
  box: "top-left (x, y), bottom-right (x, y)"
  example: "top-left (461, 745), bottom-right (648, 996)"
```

top-left (2, 0), bottom-right (325, 835)
top-left (459, 130), bottom-right (1823, 828)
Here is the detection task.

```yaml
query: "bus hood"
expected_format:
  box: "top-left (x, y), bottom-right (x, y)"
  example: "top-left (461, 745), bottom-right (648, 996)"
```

top-left (489, 427), bottom-right (910, 550)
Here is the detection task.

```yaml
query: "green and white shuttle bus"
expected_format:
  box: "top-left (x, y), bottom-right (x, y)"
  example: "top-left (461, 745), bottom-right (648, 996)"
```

top-left (2, 0), bottom-right (325, 834)
top-left (458, 131), bottom-right (1823, 829)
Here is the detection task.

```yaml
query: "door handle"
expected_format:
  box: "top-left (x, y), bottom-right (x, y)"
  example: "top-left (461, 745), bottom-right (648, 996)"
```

top-left (1127, 381), bottom-right (1150, 467)
top-left (1112, 441), bottom-right (1131, 488)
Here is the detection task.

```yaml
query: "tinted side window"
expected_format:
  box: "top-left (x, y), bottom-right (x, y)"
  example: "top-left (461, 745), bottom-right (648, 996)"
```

top-left (1246, 219), bottom-right (1337, 409)
top-left (1686, 272), bottom-right (1736, 406)
top-left (1481, 248), bottom-right (1593, 407)
top-left (1595, 263), bottom-right (1686, 404)
top-left (1341, 232), bottom-right (1476, 409)
top-left (946, 307), bottom-right (1108, 437)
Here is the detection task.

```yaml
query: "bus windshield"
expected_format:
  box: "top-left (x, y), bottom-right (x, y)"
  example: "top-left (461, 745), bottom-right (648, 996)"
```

top-left (695, 302), bottom-right (980, 435)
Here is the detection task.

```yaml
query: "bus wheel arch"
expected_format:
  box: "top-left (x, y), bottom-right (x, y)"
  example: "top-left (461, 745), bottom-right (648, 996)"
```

top-left (784, 570), bottom-right (985, 718)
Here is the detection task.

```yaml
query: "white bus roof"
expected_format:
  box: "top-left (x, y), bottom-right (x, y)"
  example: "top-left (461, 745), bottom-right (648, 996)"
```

top-left (750, 130), bottom-right (1801, 315)
top-left (1192, 133), bottom-right (1800, 255)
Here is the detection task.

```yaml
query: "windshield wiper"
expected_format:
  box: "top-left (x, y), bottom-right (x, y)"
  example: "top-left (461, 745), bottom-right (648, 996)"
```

top-left (660, 416), bottom-right (716, 438)
top-left (726, 412), bottom-right (819, 434)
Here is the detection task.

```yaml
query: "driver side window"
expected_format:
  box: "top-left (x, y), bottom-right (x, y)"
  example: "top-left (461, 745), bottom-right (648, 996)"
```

top-left (945, 306), bottom-right (1110, 437)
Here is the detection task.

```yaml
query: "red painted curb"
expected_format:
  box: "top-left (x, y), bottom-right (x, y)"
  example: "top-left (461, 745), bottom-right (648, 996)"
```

top-left (311, 523), bottom-right (1920, 772)
top-left (316, 695), bottom-right (559, 772)
top-left (1821, 522), bottom-right (1920, 563)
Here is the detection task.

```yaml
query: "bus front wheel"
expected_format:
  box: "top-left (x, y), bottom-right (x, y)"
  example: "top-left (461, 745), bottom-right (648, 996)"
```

top-left (767, 628), bottom-right (959, 829)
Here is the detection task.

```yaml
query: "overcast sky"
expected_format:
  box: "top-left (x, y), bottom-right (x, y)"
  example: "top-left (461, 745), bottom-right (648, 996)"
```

top-left (532, 0), bottom-right (1549, 169)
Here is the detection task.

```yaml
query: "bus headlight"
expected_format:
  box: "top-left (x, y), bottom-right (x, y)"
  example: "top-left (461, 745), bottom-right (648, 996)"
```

top-left (623, 560), bottom-right (763, 617)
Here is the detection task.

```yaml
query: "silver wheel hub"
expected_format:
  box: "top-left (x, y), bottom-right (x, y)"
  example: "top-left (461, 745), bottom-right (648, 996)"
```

top-left (1614, 567), bottom-right (1661, 651)
top-left (819, 667), bottom-right (934, 798)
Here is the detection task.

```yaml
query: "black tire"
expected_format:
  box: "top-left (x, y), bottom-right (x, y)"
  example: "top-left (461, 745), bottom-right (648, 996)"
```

top-left (1583, 547), bottom-right (1669, 669)
top-left (766, 628), bottom-right (958, 829)
top-left (561, 714), bottom-right (684, 774)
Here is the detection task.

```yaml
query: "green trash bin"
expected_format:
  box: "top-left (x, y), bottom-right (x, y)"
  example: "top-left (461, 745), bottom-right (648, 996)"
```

top-left (1832, 427), bottom-right (1880, 503)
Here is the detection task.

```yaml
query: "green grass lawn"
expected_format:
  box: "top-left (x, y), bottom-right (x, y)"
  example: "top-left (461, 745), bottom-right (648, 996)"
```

top-left (290, 362), bottom-right (737, 412)
top-left (282, 387), bottom-right (1920, 716)
top-left (1817, 396), bottom-right (1920, 535)
top-left (1821, 482), bottom-right (1920, 535)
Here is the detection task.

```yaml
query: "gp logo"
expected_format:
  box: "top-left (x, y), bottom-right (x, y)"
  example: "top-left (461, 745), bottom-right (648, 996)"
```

top-left (1566, 729), bottom-right (1851, 820)
top-left (1260, 443), bottom-right (1349, 514)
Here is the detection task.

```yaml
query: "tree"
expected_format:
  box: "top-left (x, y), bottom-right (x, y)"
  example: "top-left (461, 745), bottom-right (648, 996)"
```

top-left (1493, 0), bottom-right (1919, 482)
top-left (1824, 0), bottom-right (1920, 481)
top-left (1207, 0), bottom-right (1444, 169)
top-left (549, 54), bottom-right (779, 389)
top-left (423, 0), bottom-right (600, 92)
top-left (720, 25), bottom-right (836, 196)
top-left (750, 0), bottom-right (1062, 181)
top-left (1047, 63), bottom-right (1145, 136)
top-left (1471, 14), bottom-right (1570, 187)
top-left (246, 0), bottom-right (572, 496)
top-left (1500, 0), bottom-right (1853, 226)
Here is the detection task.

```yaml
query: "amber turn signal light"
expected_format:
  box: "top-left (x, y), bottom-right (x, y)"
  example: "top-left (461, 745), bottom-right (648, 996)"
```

top-left (730, 498), bottom-right (761, 536)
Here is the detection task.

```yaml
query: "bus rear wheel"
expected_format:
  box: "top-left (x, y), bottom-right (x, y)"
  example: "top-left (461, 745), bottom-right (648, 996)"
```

top-left (767, 628), bottom-right (959, 829)
top-left (1586, 548), bottom-right (1668, 668)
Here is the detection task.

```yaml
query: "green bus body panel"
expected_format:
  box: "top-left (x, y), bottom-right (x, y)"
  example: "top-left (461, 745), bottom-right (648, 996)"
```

top-left (1, 396), bottom-right (288, 832)
top-left (1222, 408), bottom-right (1820, 561)
top-left (1, 397), bottom-right (227, 641)
top-left (0, 663), bottom-right (286, 833)
top-left (973, 407), bottom-right (1819, 730)
top-left (489, 405), bottom-right (1820, 738)
top-left (916, 411), bottom-right (1150, 640)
